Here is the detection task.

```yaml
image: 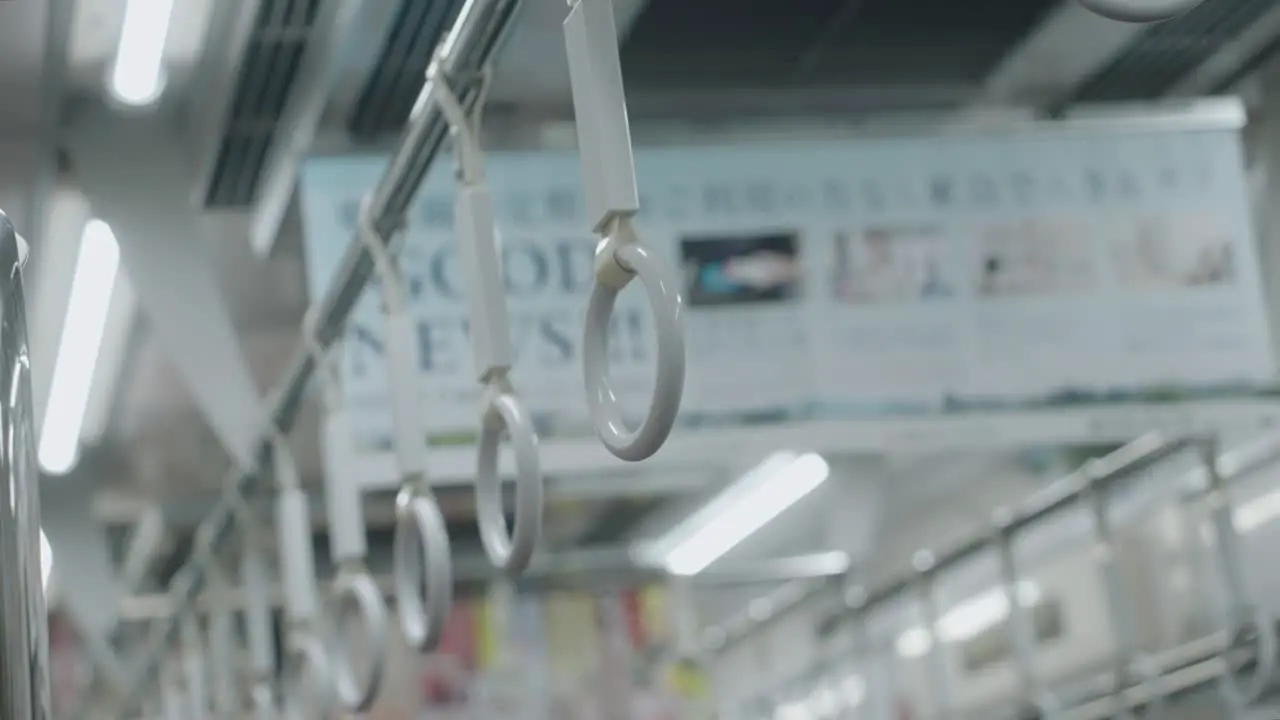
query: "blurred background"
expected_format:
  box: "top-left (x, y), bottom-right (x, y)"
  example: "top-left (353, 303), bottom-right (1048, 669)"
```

top-left (13, 0), bottom-right (1280, 717)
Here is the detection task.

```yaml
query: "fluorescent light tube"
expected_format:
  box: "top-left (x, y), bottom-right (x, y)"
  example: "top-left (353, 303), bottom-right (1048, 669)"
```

top-left (1234, 489), bottom-right (1280, 533)
top-left (80, 273), bottom-right (135, 443)
top-left (660, 452), bottom-right (831, 576)
top-left (108, 0), bottom-right (176, 106)
top-left (38, 220), bottom-right (120, 475)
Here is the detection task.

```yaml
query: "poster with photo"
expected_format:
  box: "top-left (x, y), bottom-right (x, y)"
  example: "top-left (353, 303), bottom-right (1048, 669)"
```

top-left (676, 231), bottom-right (810, 421)
top-left (299, 116), bottom-right (1275, 444)
top-left (806, 223), bottom-right (967, 412)
top-left (49, 612), bottom-right (88, 718)
top-left (832, 226), bottom-right (957, 305)
top-left (973, 217), bottom-right (1096, 299)
top-left (1109, 212), bottom-right (1236, 289)
top-left (681, 232), bottom-right (802, 307)
top-left (1103, 209), bottom-right (1269, 391)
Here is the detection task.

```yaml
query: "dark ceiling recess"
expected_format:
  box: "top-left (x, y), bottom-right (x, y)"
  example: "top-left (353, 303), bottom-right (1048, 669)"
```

top-left (622, 0), bottom-right (1060, 90)
top-left (347, 0), bottom-right (467, 140)
top-left (204, 0), bottom-right (325, 208)
top-left (1070, 0), bottom-right (1279, 103)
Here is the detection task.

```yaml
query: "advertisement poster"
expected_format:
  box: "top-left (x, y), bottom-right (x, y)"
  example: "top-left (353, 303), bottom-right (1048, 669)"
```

top-left (386, 585), bottom-right (707, 719)
top-left (299, 123), bottom-right (1275, 450)
top-left (49, 612), bottom-right (88, 717)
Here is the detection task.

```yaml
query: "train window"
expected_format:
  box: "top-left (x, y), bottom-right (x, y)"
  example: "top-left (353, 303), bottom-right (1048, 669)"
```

top-left (960, 599), bottom-right (1064, 673)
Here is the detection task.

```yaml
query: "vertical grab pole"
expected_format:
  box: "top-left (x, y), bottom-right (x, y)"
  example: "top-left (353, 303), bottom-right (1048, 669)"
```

top-left (849, 587), bottom-right (893, 720)
top-left (240, 518), bottom-right (278, 720)
top-left (180, 615), bottom-right (208, 720)
top-left (992, 509), bottom-right (1057, 719)
top-left (1203, 439), bottom-right (1251, 634)
top-left (913, 551), bottom-right (952, 720)
top-left (1085, 462), bottom-right (1137, 719)
top-left (1083, 460), bottom-right (1165, 719)
top-left (1198, 439), bottom-right (1279, 713)
top-left (206, 566), bottom-right (239, 719)
top-left (0, 213), bottom-right (49, 720)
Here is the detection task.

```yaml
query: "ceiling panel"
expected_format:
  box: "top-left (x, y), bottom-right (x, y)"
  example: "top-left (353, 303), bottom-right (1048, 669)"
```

top-left (0, 0), bottom-right (54, 131)
top-left (1069, 0), bottom-right (1280, 103)
top-left (346, 0), bottom-right (466, 140)
top-left (622, 0), bottom-right (1060, 90)
top-left (204, 0), bottom-right (325, 208)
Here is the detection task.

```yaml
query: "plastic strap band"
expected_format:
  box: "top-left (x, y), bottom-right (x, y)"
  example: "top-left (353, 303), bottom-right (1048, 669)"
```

top-left (385, 310), bottom-right (428, 476)
top-left (240, 540), bottom-right (276, 677)
top-left (564, 0), bottom-right (639, 232)
top-left (454, 185), bottom-right (513, 382)
top-left (278, 486), bottom-right (320, 621)
top-left (322, 411), bottom-right (368, 562)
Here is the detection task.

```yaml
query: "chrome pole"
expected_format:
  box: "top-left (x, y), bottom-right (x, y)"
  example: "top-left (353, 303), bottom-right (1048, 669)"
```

top-left (0, 210), bottom-right (50, 720)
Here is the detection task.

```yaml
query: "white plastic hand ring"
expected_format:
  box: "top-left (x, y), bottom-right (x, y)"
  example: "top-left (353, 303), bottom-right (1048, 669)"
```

top-left (1076, 0), bottom-right (1203, 21)
top-left (475, 392), bottom-right (543, 573)
top-left (392, 493), bottom-right (454, 651)
top-left (583, 240), bottom-right (686, 462)
top-left (326, 572), bottom-right (389, 712)
top-left (1218, 611), bottom-right (1279, 710)
top-left (283, 637), bottom-right (334, 719)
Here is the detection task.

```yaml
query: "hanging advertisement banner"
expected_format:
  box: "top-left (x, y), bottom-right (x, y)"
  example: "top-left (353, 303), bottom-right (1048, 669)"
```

top-left (299, 107), bottom-right (1277, 469)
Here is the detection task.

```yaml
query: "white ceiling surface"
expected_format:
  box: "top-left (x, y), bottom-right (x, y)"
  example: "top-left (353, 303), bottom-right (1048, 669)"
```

top-left (0, 1), bottom-right (55, 234)
top-left (0, 2), bottom-right (51, 131)
top-left (487, 0), bottom-right (649, 105)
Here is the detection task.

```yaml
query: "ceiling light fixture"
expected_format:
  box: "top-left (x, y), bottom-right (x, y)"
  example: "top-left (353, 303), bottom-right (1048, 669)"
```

top-left (38, 220), bottom-right (120, 475)
top-left (108, 0), bottom-right (176, 107)
top-left (646, 451), bottom-right (832, 576)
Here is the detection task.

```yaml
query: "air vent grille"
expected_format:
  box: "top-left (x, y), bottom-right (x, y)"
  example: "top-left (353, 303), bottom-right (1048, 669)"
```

top-left (347, 0), bottom-right (467, 140)
top-left (622, 0), bottom-right (1059, 89)
top-left (204, 0), bottom-right (324, 208)
top-left (1070, 0), bottom-right (1279, 103)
